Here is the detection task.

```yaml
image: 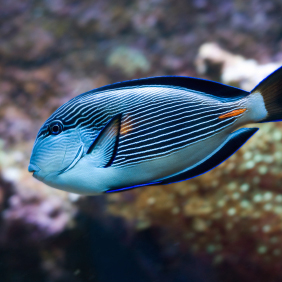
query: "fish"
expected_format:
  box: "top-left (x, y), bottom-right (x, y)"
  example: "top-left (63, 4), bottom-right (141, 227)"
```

top-left (28, 66), bottom-right (282, 195)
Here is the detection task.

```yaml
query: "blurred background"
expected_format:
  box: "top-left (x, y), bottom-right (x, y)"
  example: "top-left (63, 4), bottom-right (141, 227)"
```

top-left (1, 0), bottom-right (282, 281)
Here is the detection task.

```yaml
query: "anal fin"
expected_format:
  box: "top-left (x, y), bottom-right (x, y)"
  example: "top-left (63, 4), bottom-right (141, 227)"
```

top-left (156, 127), bottom-right (259, 185)
top-left (105, 127), bottom-right (258, 193)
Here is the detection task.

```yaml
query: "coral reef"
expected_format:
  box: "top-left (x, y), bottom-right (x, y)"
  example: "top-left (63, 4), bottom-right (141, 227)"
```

top-left (106, 45), bottom-right (282, 281)
top-left (1, 0), bottom-right (282, 281)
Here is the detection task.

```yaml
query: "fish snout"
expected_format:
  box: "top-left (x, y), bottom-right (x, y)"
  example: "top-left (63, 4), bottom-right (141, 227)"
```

top-left (28, 163), bottom-right (41, 173)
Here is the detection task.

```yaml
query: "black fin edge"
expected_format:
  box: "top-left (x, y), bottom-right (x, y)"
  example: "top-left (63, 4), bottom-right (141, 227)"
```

top-left (81, 76), bottom-right (249, 100)
top-left (104, 181), bottom-right (161, 194)
top-left (105, 114), bottom-right (122, 168)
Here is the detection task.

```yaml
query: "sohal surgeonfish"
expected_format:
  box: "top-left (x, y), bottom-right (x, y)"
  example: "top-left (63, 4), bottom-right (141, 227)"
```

top-left (29, 67), bottom-right (282, 195)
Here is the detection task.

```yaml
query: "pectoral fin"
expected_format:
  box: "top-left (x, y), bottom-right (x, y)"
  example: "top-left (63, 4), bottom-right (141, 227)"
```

top-left (156, 127), bottom-right (259, 185)
top-left (87, 114), bottom-right (121, 168)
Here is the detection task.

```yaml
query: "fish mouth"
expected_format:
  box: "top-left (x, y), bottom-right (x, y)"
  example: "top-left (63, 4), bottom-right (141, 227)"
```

top-left (28, 163), bottom-right (41, 175)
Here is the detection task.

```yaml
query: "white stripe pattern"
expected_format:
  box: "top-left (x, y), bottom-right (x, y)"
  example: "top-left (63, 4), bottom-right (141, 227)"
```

top-left (39, 85), bottom-right (245, 168)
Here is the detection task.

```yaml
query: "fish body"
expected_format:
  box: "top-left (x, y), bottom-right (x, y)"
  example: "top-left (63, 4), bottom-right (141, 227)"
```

top-left (29, 67), bottom-right (282, 194)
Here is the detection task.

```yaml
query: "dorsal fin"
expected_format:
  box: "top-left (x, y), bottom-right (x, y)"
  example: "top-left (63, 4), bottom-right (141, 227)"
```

top-left (87, 114), bottom-right (121, 168)
top-left (82, 76), bottom-right (249, 100)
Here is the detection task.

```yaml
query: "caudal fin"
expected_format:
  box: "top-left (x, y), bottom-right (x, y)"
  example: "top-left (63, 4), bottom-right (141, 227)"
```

top-left (251, 66), bottom-right (282, 122)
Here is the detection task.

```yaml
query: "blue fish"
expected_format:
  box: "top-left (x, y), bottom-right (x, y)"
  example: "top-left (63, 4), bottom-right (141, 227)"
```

top-left (28, 66), bottom-right (282, 195)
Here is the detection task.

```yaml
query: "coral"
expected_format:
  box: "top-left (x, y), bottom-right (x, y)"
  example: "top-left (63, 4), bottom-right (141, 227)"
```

top-left (196, 42), bottom-right (282, 90)
top-left (107, 46), bottom-right (150, 76)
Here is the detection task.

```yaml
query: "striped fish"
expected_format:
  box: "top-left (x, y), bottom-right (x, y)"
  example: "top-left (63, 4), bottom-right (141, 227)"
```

top-left (28, 67), bottom-right (282, 195)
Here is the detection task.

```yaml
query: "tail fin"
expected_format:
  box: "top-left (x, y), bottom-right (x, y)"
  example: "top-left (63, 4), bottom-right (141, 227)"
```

top-left (251, 66), bottom-right (282, 122)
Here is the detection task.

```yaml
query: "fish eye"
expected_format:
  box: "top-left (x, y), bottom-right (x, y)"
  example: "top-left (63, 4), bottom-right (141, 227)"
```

top-left (49, 121), bottom-right (63, 135)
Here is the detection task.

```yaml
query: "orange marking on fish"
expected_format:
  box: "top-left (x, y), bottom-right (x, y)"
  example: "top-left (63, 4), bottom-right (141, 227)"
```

top-left (218, 108), bottom-right (247, 119)
top-left (120, 115), bottom-right (134, 135)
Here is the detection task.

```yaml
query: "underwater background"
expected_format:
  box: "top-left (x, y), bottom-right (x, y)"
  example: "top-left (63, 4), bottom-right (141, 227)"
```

top-left (1, 0), bottom-right (282, 281)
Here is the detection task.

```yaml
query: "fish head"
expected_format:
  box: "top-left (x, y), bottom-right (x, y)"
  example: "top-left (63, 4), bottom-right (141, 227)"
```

top-left (29, 93), bottom-right (120, 194)
top-left (28, 104), bottom-right (89, 185)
